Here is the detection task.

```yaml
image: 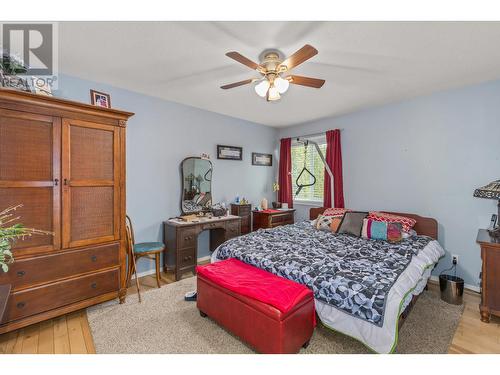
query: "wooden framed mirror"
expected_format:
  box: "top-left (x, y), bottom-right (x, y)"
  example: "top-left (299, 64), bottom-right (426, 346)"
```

top-left (181, 157), bottom-right (213, 214)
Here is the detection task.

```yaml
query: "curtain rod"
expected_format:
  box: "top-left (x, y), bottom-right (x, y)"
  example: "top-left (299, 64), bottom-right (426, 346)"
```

top-left (286, 128), bottom-right (344, 141)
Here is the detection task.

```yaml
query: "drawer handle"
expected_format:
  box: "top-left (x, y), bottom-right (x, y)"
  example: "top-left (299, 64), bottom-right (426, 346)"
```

top-left (91, 282), bottom-right (97, 289)
top-left (17, 302), bottom-right (25, 309)
top-left (17, 270), bottom-right (26, 277)
top-left (183, 256), bottom-right (193, 261)
top-left (184, 236), bottom-right (193, 241)
top-left (91, 255), bottom-right (98, 262)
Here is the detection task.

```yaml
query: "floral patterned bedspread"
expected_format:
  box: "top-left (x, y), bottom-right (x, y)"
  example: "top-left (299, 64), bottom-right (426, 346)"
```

top-left (215, 221), bottom-right (432, 327)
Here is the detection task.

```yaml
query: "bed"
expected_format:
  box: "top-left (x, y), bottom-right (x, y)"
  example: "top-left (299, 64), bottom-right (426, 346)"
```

top-left (211, 208), bottom-right (445, 353)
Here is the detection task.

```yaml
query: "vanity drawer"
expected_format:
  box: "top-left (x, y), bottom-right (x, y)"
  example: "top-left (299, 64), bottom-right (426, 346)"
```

top-left (2, 268), bottom-right (119, 323)
top-left (178, 248), bottom-right (196, 270)
top-left (201, 221), bottom-right (225, 231)
top-left (0, 242), bottom-right (120, 291)
top-left (177, 228), bottom-right (197, 249)
top-left (226, 221), bottom-right (241, 239)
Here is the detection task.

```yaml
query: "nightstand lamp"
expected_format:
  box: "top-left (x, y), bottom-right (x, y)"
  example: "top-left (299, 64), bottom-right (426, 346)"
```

top-left (474, 179), bottom-right (500, 237)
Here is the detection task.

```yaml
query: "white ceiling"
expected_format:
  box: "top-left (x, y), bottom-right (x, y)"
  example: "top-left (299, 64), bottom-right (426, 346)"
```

top-left (59, 21), bottom-right (500, 127)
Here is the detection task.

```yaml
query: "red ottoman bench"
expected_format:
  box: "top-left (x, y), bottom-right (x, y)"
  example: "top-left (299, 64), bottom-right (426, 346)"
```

top-left (196, 258), bottom-right (315, 354)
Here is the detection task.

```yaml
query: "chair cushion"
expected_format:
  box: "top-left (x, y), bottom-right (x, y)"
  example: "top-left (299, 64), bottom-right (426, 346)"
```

top-left (133, 242), bottom-right (164, 253)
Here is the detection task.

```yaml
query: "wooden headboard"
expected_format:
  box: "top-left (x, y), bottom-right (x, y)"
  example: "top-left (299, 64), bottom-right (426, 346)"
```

top-left (309, 207), bottom-right (438, 240)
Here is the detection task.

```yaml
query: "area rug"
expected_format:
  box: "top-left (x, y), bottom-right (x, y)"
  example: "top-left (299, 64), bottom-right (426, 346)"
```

top-left (87, 277), bottom-right (463, 354)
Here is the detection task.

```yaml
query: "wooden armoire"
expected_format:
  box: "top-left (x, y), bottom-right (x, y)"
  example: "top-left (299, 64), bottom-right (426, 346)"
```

top-left (0, 88), bottom-right (133, 334)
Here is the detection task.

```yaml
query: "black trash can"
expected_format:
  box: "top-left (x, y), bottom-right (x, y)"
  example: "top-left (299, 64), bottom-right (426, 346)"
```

top-left (439, 274), bottom-right (464, 305)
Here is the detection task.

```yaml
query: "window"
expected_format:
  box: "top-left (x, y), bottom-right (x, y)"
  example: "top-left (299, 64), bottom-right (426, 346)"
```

top-left (291, 140), bottom-right (326, 203)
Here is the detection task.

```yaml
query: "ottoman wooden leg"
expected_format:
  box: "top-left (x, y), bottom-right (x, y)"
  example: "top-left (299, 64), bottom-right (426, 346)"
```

top-left (302, 340), bottom-right (310, 349)
top-left (200, 310), bottom-right (208, 318)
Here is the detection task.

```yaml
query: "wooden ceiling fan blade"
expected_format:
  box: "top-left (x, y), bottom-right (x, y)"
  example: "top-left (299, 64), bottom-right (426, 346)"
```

top-left (279, 45), bottom-right (318, 71)
top-left (287, 75), bottom-right (325, 88)
top-left (225, 51), bottom-right (263, 72)
top-left (220, 78), bottom-right (255, 89)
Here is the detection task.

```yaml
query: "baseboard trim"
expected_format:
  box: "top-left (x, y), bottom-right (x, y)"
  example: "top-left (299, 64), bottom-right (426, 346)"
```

top-left (131, 255), bottom-right (212, 280)
top-left (428, 275), bottom-right (480, 293)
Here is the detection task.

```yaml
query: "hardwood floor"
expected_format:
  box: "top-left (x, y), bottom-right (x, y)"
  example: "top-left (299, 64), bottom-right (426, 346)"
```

top-left (1, 274), bottom-right (499, 354)
top-left (0, 271), bottom-right (177, 354)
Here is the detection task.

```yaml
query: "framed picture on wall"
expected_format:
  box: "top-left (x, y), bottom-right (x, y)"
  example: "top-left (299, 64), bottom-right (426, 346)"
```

top-left (90, 89), bottom-right (111, 108)
top-left (217, 145), bottom-right (243, 160)
top-left (252, 152), bottom-right (272, 166)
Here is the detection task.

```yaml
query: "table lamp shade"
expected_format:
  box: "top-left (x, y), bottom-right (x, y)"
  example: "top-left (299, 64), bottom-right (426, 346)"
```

top-left (474, 180), bottom-right (500, 200)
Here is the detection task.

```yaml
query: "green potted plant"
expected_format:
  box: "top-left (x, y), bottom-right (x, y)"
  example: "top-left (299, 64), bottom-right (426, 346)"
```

top-left (0, 205), bottom-right (52, 272)
top-left (0, 50), bottom-right (30, 91)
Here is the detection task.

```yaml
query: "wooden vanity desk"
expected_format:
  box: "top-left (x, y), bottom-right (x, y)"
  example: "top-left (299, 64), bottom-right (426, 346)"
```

top-left (164, 215), bottom-right (241, 280)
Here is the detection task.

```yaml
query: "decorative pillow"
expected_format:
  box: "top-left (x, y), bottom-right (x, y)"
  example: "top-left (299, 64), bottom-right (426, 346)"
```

top-left (367, 212), bottom-right (416, 233)
top-left (337, 211), bottom-right (368, 237)
top-left (402, 229), bottom-right (418, 239)
top-left (330, 217), bottom-right (342, 233)
top-left (362, 219), bottom-right (403, 243)
top-left (387, 223), bottom-right (403, 243)
top-left (315, 215), bottom-right (343, 232)
top-left (322, 208), bottom-right (351, 217)
top-left (315, 215), bottom-right (332, 230)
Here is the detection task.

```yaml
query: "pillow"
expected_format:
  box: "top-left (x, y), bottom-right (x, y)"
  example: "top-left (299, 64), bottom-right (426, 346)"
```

top-left (367, 212), bottom-right (416, 233)
top-left (337, 211), bottom-right (368, 237)
top-left (322, 207), bottom-right (351, 217)
top-left (315, 215), bottom-right (332, 230)
top-left (315, 215), bottom-right (342, 232)
top-left (362, 219), bottom-right (403, 243)
top-left (330, 217), bottom-right (342, 233)
top-left (402, 229), bottom-right (418, 239)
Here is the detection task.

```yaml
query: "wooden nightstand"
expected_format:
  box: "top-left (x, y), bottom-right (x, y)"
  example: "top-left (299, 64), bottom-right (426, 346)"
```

top-left (476, 229), bottom-right (500, 323)
top-left (253, 209), bottom-right (295, 231)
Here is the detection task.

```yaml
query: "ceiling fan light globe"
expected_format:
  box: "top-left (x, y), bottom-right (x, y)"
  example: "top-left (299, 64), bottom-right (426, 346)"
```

top-left (254, 80), bottom-right (270, 97)
top-left (268, 85), bottom-right (281, 101)
top-left (274, 76), bottom-right (290, 94)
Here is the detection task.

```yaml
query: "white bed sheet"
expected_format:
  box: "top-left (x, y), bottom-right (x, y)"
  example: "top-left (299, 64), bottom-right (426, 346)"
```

top-left (211, 237), bottom-right (445, 354)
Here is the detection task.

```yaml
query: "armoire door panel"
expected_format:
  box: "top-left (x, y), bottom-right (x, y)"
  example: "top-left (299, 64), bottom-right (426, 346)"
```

top-left (0, 111), bottom-right (61, 256)
top-left (70, 125), bottom-right (114, 180)
top-left (0, 187), bottom-right (53, 249)
top-left (62, 119), bottom-right (120, 248)
top-left (0, 117), bottom-right (53, 181)
top-left (70, 186), bottom-right (114, 243)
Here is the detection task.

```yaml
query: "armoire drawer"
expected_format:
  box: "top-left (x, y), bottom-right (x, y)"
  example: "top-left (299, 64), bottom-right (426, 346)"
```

top-left (2, 268), bottom-right (119, 323)
top-left (0, 242), bottom-right (120, 291)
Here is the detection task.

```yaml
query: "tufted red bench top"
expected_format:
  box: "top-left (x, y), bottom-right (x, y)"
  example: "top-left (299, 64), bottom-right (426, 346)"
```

top-left (196, 258), bottom-right (314, 317)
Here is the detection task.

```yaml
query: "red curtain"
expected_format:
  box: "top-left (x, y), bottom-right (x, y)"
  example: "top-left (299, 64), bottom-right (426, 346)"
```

top-left (323, 129), bottom-right (344, 208)
top-left (278, 138), bottom-right (293, 208)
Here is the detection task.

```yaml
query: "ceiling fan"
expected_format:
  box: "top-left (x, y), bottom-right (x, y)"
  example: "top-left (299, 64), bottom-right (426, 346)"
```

top-left (220, 44), bottom-right (325, 102)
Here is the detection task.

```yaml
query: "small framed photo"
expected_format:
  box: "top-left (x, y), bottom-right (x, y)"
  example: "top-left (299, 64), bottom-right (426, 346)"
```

top-left (252, 152), bottom-right (273, 166)
top-left (217, 145), bottom-right (243, 160)
top-left (90, 89), bottom-right (111, 108)
top-left (32, 77), bottom-right (53, 96)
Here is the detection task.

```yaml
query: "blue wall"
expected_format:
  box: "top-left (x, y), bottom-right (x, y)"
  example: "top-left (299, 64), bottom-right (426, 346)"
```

top-left (279, 79), bottom-right (500, 288)
top-left (55, 74), bottom-right (278, 274)
top-left (56, 72), bottom-right (500, 288)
